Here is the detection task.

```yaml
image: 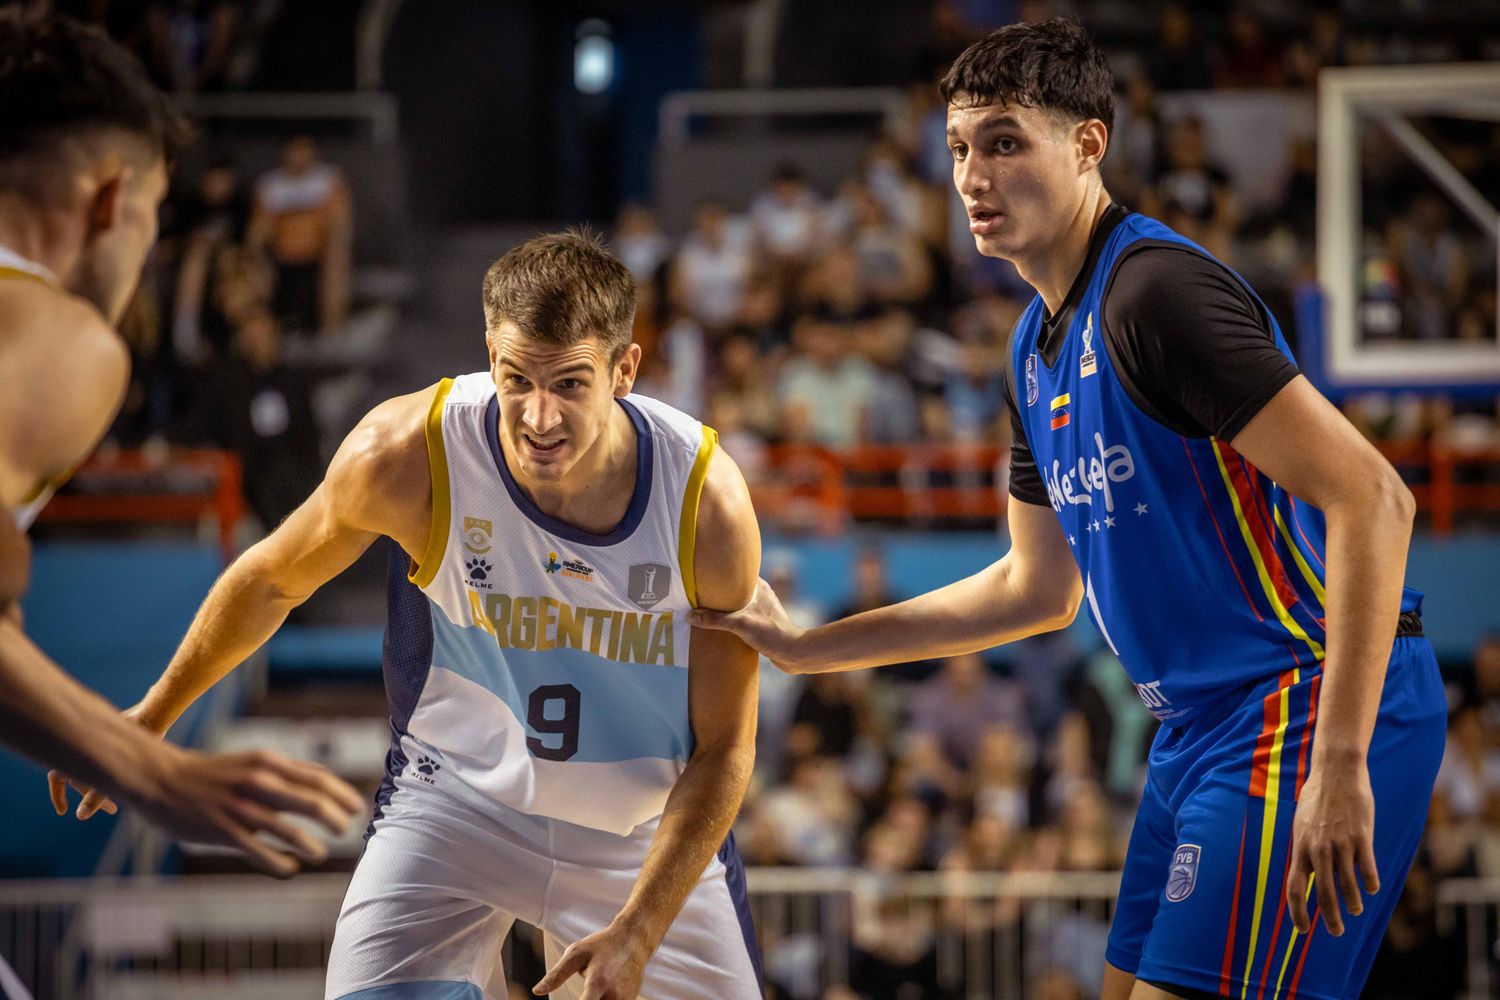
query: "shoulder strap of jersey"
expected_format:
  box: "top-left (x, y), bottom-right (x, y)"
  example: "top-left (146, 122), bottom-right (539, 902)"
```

top-left (408, 378), bottom-right (455, 588)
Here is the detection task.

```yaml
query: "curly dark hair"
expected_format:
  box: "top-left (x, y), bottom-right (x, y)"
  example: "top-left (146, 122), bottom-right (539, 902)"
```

top-left (939, 18), bottom-right (1115, 134)
top-left (0, 9), bottom-right (188, 169)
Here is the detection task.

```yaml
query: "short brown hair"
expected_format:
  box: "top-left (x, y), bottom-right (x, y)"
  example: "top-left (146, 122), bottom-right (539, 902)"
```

top-left (940, 18), bottom-right (1115, 134)
top-left (482, 228), bottom-right (636, 361)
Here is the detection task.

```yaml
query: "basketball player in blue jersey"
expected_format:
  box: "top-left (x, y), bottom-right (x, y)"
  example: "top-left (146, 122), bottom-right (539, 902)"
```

top-left (74, 230), bottom-right (765, 999)
top-left (695, 18), bottom-right (1446, 1000)
top-left (0, 10), bottom-right (361, 880)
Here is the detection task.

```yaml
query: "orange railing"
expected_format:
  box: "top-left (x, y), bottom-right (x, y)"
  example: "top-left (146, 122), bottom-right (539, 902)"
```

top-left (749, 441), bottom-right (1500, 535)
top-left (749, 443), bottom-right (1009, 533)
top-left (37, 448), bottom-right (244, 561)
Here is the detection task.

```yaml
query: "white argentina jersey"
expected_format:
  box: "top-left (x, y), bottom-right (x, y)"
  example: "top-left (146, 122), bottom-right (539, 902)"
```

top-left (375, 372), bottom-right (717, 837)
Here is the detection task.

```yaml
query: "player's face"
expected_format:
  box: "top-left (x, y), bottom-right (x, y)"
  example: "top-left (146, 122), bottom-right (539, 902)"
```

top-left (489, 324), bottom-right (639, 484)
top-left (71, 157), bottom-right (169, 324)
top-left (946, 100), bottom-right (1093, 261)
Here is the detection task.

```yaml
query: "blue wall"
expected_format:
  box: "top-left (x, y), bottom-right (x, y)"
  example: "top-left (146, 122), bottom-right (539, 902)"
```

top-left (2, 543), bottom-right (223, 878)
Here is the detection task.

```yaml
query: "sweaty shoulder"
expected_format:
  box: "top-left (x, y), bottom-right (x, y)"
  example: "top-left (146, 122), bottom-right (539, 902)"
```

top-left (1100, 242), bottom-right (1299, 441)
top-left (0, 283), bottom-right (127, 506)
top-left (691, 444), bottom-right (760, 613)
top-left (326, 383), bottom-right (437, 549)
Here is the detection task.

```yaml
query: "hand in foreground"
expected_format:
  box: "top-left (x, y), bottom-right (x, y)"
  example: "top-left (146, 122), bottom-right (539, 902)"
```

top-left (1286, 759), bottom-right (1379, 937)
top-left (533, 923), bottom-right (650, 1000)
top-left (688, 576), bottom-right (808, 673)
top-left (48, 704), bottom-right (153, 821)
top-left (51, 743), bottom-right (365, 879)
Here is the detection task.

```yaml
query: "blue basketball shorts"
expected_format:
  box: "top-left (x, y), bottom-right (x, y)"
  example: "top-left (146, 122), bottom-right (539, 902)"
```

top-left (1105, 636), bottom-right (1447, 1000)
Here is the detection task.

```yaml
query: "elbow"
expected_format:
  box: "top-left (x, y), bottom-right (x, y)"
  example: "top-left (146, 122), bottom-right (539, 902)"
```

top-left (1044, 581), bottom-right (1084, 632)
top-left (1374, 467), bottom-right (1416, 527)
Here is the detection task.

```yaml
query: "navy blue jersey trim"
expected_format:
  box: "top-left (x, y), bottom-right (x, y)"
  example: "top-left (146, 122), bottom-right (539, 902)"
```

top-left (718, 831), bottom-right (765, 989)
top-left (484, 394), bottom-right (654, 547)
top-left (370, 539), bottom-right (436, 836)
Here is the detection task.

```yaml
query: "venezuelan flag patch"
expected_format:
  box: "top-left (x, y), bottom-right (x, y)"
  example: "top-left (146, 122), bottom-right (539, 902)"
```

top-left (1050, 393), bottom-right (1071, 430)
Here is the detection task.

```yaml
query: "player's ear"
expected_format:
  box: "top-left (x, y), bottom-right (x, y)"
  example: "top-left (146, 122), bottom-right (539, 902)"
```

top-left (86, 167), bottom-right (131, 236)
top-left (1076, 118), bottom-right (1108, 175)
top-left (613, 342), bottom-right (642, 398)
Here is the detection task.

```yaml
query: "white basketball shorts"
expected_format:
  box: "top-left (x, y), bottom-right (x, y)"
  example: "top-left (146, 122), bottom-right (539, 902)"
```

top-left (325, 742), bottom-right (763, 999)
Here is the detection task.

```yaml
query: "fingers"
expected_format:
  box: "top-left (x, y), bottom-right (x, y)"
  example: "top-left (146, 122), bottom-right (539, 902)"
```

top-left (533, 944), bottom-right (589, 995)
top-left (235, 754), bottom-right (361, 835)
top-left (227, 824), bottom-right (300, 879)
top-left (77, 789), bottom-right (118, 820)
top-left (1312, 845), bottom-right (1343, 937)
top-left (47, 771), bottom-right (68, 816)
top-left (224, 797), bottom-right (328, 867)
top-left (687, 608), bottom-right (732, 631)
top-left (1337, 841), bottom-right (1364, 919)
top-left (1286, 851), bottom-right (1311, 935)
top-left (1359, 837), bottom-right (1381, 896)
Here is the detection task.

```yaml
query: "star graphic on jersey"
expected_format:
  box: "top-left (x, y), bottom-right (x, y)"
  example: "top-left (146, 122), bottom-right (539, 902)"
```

top-left (1092, 519), bottom-right (1101, 532)
top-left (1105, 516), bottom-right (1116, 528)
top-left (1068, 534), bottom-right (1077, 545)
top-left (1084, 522), bottom-right (1093, 533)
top-left (1134, 502), bottom-right (1149, 516)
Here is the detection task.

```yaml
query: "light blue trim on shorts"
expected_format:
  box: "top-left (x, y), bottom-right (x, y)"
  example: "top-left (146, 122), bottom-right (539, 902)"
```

top-left (336, 980), bottom-right (483, 1000)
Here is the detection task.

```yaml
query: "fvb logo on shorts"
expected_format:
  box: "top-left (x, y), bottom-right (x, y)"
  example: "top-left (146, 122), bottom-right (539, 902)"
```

top-left (629, 563), bottom-right (670, 610)
top-left (462, 516), bottom-right (493, 554)
top-left (1165, 844), bottom-right (1201, 902)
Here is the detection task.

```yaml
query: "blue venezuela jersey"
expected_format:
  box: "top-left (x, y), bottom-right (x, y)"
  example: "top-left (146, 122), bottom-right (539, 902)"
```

top-left (1011, 212), bottom-right (1422, 724)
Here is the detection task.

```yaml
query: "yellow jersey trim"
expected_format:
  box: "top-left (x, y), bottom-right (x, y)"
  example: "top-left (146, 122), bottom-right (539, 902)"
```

top-left (0, 265), bottom-right (53, 287)
top-left (409, 378), bottom-right (455, 588)
top-left (676, 424), bottom-right (718, 608)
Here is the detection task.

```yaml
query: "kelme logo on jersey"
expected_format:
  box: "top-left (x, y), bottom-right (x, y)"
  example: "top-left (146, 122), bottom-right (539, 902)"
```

top-left (1165, 844), bottom-right (1201, 902)
top-left (465, 557), bottom-right (493, 590)
top-left (1044, 432), bottom-right (1137, 514)
top-left (1025, 354), bottom-right (1039, 406)
top-left (463, 516), bottom-right (493, 554)
top-left (1050, 393), bottom-right (1071, 430)
top-left (629, 563), bottom-right (670, 610)
top-left (543, 551), bottom-right (562, 574)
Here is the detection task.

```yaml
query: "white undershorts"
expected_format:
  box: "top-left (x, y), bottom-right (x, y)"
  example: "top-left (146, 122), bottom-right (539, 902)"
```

top-left (325, 744), bottom-right (763, 1000)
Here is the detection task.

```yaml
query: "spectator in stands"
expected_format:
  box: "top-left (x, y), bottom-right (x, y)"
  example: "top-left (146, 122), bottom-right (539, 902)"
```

top-left (846, 896), bottom-right (946, 1000)
top-left (1389, 192), bottom-right (1468, 340)
top-left (778, 311), bottom-right (878, 446)
top-left (190, 308), bottom-right (322, 530)
top-left (1435, 705), bottom-right (1500, 835)
top-left (1146, 2), bottom-right (1212, 91)
top-left (712, 333), bottom-right (782, 440)
top-left (847, 183), bottom-right (934, 308)
top-left (172, 156), bottom-right (252, 361)
top-left (755, 755), bottom-right (860, 866)
top-left (750, 162), bottom-right (824, 288)
top-left (669, 199), bottom-right (752, 334)
top-left (908, 652), bottom-right (1026, 770)
top-left (248, 135), bottom-right (352, 335)
top-left (613, 202), bottom-right (672, 285)
top-left (969, 724), bottom-right (1035, 831)
top-left (145, 0), bottom-right (237, 92)
top-left (858, 138), bottom-right (928, 238)
top-left (1212, 6), bottom-right (1283, 89)
top-left (943, 340), bottom-right (1006, 441)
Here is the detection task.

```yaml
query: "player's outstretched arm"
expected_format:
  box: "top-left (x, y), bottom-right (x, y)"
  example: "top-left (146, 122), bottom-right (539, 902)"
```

top-left (50, 386), bottom-right (434, 819)
top-left (535, 446), bottom-right (761, 998)
top-left (691, 497), bottom-right (1082, 674)
top-left (1229, 375), bottom-right (1415, 939)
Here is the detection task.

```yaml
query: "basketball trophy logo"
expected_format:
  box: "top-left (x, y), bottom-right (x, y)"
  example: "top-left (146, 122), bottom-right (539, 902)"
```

top-left (629, 563), bottom-right (670, 610)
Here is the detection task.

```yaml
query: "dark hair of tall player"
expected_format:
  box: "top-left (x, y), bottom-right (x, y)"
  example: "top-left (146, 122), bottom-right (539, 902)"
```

top-left (941, 17), bottom-right (1116, 311)
top-left (0, 8), bottom-right (188, 323)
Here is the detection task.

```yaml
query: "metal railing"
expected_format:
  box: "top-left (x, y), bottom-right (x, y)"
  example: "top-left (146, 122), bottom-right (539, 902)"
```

top-left (1, 871), bottom-right (1495, 999)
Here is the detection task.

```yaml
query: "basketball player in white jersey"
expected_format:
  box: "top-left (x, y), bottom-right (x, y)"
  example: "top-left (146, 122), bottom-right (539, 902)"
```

top-left (74, 230), bottom-right (765, 999)
top-left (0, 9), bottom-right (362, 880)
